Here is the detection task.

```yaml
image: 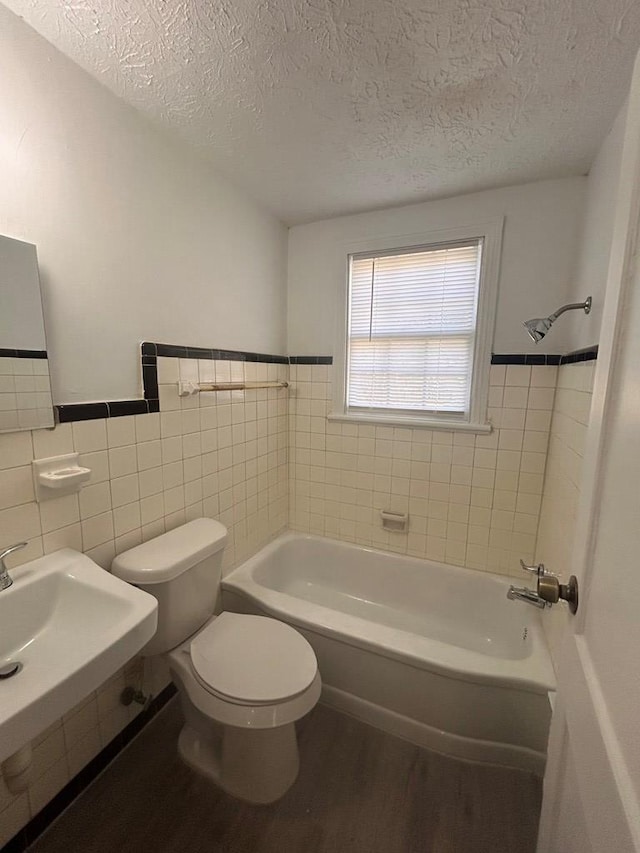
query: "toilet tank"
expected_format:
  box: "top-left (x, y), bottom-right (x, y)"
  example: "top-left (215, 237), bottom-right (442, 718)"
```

top-left (111, 518), bottom-right (227, 655)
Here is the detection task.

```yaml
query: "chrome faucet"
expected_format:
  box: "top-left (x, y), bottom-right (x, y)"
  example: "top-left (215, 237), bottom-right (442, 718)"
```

top-left (0, 542), bottom-right (27, 590)
top-left (507, 584), bottom-right (548, 609)
top-left (507, 559), bottom-right (579, 613)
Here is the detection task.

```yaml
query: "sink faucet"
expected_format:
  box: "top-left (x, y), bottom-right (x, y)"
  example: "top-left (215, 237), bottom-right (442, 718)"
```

top-left (0, 543), bottom-right (28, 590)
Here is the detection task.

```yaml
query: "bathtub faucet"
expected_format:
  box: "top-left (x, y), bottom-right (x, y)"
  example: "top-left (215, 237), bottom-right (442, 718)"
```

top-left (507, 557), bottom-right (579, 613)
top-left (507, 585), bottom-right (547, 609)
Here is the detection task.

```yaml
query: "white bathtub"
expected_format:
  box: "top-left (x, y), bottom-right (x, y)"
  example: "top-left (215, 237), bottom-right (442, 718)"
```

top-left (222, 533), bottom-right (556, 775)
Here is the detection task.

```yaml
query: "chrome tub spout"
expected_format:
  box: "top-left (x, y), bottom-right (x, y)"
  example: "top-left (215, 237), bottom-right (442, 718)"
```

top-left (507, 585), bottom-right (547, 609)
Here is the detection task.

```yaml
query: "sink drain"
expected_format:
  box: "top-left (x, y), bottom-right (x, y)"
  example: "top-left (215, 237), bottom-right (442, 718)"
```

top-left (0, 661), bottom-right (22, 679)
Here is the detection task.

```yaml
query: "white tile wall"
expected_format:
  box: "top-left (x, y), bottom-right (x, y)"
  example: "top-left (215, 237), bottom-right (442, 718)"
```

top-left (289, 361), bottom-right (557, 577)
top-left (0, 356), bottom-right (288, 846)
top-left (535, 360), bottom-right (595, 663)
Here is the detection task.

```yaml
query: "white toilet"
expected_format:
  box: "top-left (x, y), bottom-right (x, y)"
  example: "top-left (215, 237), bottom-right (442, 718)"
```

top-left (111, 518), bottom-right (321, 804)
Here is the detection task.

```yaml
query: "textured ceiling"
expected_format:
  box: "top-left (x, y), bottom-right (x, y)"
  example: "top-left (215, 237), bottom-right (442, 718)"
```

top-left (4, 0), bottom-right (640, 224)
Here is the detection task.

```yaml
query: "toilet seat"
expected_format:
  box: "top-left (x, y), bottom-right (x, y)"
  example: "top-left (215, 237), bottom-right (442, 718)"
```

top-left (190, 612), bottom-right (318, 706)
top-left (168, 616), bottom-right (322, 730)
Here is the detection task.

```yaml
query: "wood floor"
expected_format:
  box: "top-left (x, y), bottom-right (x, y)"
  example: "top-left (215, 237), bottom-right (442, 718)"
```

top-left (29, 699), bottom-right (541, 853)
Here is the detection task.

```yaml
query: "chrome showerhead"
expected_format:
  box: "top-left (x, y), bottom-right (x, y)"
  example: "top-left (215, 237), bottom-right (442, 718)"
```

top-left (522, 297), bottom-right (592, 344)
top-left (523, 316), bottom-right (554, 343)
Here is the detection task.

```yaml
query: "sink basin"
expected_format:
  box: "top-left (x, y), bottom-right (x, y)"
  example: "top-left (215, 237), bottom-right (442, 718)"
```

top-left (0, 548), bottom-right (157, 763)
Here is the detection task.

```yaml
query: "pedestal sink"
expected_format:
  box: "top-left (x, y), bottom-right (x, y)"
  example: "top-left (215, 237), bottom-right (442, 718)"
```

top-left (0, 548), bottom-right (157, 763)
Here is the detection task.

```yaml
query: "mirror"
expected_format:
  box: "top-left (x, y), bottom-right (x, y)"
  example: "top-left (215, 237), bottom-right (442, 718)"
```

top-left (0, 235), bottom-right (54, 431)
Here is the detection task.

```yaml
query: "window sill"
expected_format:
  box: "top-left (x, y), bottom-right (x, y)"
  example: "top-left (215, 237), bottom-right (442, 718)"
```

top-left (328, 411), bottom-right (493, 433)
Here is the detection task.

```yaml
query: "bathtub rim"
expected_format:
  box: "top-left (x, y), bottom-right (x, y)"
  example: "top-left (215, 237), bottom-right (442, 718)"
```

top-left (222, 532), bottom-right (556, 696)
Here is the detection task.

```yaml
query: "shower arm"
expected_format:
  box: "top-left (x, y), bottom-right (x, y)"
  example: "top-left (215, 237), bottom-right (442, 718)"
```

top-left (549, 297), bottom-right (592, 321)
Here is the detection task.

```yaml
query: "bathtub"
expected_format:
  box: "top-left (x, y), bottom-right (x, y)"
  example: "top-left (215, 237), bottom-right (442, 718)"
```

top-left (222, 533), bottom-right (556, 775)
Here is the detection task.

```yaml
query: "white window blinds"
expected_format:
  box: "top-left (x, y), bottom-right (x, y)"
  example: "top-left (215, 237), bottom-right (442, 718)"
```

top-left (346, 239), bottom-right (483, 416)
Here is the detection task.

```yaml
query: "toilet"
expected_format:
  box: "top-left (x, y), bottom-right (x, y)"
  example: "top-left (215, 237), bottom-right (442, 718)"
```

top-left (111, 518), bottom-right (321, 804)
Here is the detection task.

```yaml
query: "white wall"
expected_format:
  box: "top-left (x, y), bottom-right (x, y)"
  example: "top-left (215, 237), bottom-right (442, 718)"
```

top-left (565, 103), bottom-right (627, 350)
top-left (0, 4), bottom-right (288, 404)
top-left (287, 178), bottom-right (586, 357)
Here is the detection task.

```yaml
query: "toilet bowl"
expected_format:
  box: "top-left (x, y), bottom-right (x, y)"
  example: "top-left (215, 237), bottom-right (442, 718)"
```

top-left (112, 519), bottom-right (321, 803)
top-left (170, 612), bottom-right (321, 802)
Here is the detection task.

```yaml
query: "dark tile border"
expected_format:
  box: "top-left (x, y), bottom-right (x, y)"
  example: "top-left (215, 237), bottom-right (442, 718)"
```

top-left (3, 684), bottom-right (177, 853)
top-left (491, 353), bottom-right (562, 365)
top-left (152, 342), bottom-right (289, 363)
top-left (0, 348), bottom-right (48, 359)
top-left (108, 400), bottom-right (152, 418)
top-left (141, 353), bottom-right (159, 406)
top-left (491, 346), bottom-right (598, 367)
top-left (289, 355), bottom-right (333, 365)
top-left (53, 343), bottom-right (334, 423)
top-left (56, 402), bottom-right (110, 423)
top-left (559, 345), bottom-right (599, 365)
top-left (56, 400), bottom-right (160, 423)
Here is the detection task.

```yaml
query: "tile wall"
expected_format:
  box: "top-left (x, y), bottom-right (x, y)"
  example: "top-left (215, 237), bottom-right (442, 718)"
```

top-left (534, 360), bottom-right (596, 662)
top-left (289, 361), bottom-right (557, 577)
top-left (0, 355), bottom-right (289, 847)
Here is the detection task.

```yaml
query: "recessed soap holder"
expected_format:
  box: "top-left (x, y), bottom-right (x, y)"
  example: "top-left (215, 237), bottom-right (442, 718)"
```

top-left (380, 510), bottom-right (408, 532)
top-left (32, 453), bottom-right (91, 501)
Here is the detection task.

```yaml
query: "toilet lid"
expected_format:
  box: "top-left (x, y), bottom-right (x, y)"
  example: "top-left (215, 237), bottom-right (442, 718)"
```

top-left (190, 612), bottom-right (318, 705)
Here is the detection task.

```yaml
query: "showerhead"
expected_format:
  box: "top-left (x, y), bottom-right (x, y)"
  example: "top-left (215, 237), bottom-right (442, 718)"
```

top-left (523, 316), bottom-right (554, 343)
top-left (523, 297), bottom-right (592, 344)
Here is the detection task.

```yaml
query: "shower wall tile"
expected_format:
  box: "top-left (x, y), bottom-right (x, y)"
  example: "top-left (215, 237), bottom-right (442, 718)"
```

top-left (535, 360), bottom-right (596, 664)
top-left (288, 362), bottom-right (558, 578)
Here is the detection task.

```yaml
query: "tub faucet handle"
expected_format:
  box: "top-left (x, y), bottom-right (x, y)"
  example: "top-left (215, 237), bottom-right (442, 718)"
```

top-left (519, 559), bottom-right (545, 578)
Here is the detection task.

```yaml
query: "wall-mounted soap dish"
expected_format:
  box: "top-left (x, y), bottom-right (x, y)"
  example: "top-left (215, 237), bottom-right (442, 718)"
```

top-left (32, 454), bottom-right (91, 501)
top-left (380, 510), bottom-right (408, 532)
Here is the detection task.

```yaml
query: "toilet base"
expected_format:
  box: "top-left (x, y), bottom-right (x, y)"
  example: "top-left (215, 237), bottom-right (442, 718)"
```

top-left (178, 720), bottom-right (300, 804)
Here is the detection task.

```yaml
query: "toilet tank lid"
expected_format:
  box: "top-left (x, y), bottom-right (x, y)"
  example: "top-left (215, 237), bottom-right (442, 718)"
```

top-left (111, 518), bottom-right (227, 584)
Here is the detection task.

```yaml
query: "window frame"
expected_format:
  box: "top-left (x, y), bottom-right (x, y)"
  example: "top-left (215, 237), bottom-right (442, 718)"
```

top-left (330, 219), bottom-right (503, 433)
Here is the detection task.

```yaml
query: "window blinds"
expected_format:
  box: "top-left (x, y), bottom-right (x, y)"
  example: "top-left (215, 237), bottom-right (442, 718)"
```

top-left (346, 239), bottom-right (483, 415)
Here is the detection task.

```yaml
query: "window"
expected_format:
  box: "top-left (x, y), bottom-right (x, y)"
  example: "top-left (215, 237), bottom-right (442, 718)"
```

top-left (333, 221), bottom-right (502, 431)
